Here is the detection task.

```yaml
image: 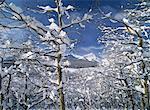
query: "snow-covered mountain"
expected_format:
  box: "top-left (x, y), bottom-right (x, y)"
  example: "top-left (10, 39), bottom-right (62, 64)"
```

top-left (71, 53), bottom-right (98, 61)
top-left (2, 53), bottom-right (99, 68)
top-left (64, 53), bottom-right (98, 68)
top-left (83, 53), bottom-right (97, 61)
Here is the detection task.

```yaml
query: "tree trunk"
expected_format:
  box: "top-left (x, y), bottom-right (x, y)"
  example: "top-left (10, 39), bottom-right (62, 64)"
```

top-left (24, 74), bottom-right (28, 110)
top-left (6, 74), bottom-right (12, 109)
top-left (0, 58), bottom-right (3, 110)
top-left (55, 0), bottom-right (65, 109)
top-left (124, 79), bottom-right (135, 110)
top-left (130, 92), bottom-right (135, 110)
top-left (0, 75), bottom-right (3, 110)
top-left (141, 93), bottom-right (145, 110)
top-left (57, 54), bottom-right (65, 110)
top-left (144, 75), bottom-right (149, 110)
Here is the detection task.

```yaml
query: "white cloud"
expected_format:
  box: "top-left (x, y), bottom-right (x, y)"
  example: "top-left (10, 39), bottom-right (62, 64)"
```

top-left (80, 46), bottom-right (101, 52)
top-left (114, 12), bottom-right (126, 20)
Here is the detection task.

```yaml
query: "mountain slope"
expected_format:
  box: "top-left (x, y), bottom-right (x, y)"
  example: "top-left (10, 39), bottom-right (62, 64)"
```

top-left (64, 54), bottom-right (98, 68)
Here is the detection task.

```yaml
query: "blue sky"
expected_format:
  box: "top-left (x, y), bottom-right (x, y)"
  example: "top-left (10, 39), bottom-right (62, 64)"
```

top-left (6, 0), bottom-right (138, 55)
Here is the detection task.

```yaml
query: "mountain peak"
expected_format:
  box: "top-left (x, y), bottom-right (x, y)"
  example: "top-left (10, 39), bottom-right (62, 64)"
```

top-left (83, 53), bottom-right (97, 61)
top-left (64, 53), bottom-right (98, 68)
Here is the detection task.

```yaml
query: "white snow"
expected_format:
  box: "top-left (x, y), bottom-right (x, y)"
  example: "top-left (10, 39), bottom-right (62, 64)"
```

top-left (59, 30), bottom-right (67, 37)
top-left (123, 18), bottom-right (129, 24)
top-left (38, 5), bottom-right (57, 13)
top-left (21, 51), bottom-right (34, 59)
top-left (71, 53), bottom-right (97, 61)
top-left (62, 60), bottom-right (70, 66)
top-left (71, 54), bottom-right (84, 59)
top-left (105, 12), bottom-right (112, 18)
top-left (48, 21), bottom-right (60, 32)
top-left (59, 44), bottom-right (67, 54)
top-left (83, 53), bottom-right (97, 61)
top-left (135, 86), bottom-right (145, 94)
top-left (66, 5), bottom-right (74, 10)
top-left (5, 40), bottom-right (11, 47)
top-left (48, 18), bottom-right (55, 23)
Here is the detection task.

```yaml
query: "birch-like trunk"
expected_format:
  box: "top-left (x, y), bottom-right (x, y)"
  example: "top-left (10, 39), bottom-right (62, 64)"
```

top-left (57, 54), bottom-right (65, 110)
top-left (55, 0), bottom-right (65, 109)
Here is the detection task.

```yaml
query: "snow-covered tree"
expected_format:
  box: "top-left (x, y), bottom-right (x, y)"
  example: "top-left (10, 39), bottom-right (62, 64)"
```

top-left (37, 0), bottom-right (92, 109)
top-left (98, 1), bottom-right (150, 109)
top-left (0, 0), bottom-right (92, 109)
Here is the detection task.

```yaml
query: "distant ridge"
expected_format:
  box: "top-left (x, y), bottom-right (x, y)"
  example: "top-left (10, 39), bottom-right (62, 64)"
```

top-left (64, 54), bottom-right (98, 68)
